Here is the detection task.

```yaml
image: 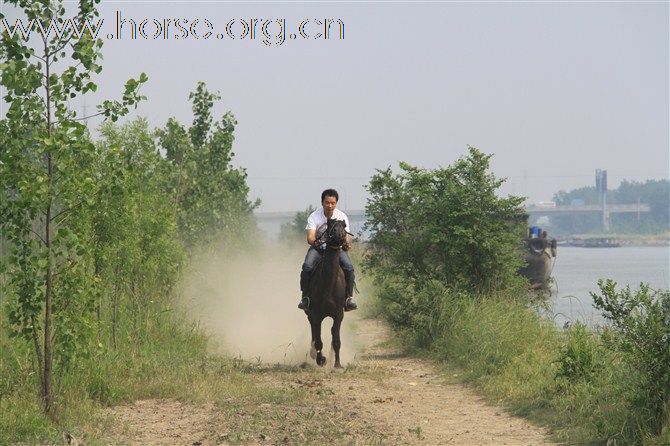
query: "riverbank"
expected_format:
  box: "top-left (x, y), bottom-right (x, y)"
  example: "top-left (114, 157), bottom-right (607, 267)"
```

top-left (557, 232), bottom-right (669, 247)
top-left (369, 279), bottom-right (670, 445)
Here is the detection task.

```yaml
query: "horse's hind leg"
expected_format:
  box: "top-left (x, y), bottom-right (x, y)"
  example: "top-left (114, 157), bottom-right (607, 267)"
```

top-left (331, 316), bottom-right (343, 368)
top-left (310, 318), bottom-right (326, 366)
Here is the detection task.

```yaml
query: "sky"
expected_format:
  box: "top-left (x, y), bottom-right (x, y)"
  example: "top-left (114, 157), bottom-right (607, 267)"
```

top-left (1, 1), bottom-right (668, 212)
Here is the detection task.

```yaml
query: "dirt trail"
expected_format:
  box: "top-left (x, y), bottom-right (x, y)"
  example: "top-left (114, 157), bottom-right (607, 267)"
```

top-left (314, 317), bottom-right (552, 445)
top-left (104, 314), bottom-right (554, 445)
top-left (104, 246), bottom-right (553, 444)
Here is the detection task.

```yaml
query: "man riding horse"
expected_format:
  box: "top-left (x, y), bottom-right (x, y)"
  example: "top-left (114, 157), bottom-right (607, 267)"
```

top-left (298, 189), bottom-right (358, 312)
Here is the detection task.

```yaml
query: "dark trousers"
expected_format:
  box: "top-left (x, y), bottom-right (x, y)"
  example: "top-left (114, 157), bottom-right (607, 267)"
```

top-left (300, 247), bottom-right (355, 297)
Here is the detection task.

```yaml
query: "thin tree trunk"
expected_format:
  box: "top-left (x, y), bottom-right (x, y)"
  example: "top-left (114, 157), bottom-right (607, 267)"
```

top-left (95, 258), bottom-right (102, 329)
top-left (30, 315), bottom-right (44, 389)
top-left (112, 262), bottom-right (120, 350)
top-left (42, 38), bottom-right (54, 415)
top-left (43, 153), bottom-right (53, 414)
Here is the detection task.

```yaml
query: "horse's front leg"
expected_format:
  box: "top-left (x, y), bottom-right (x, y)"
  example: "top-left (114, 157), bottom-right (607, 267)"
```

top-left (310, 317), bottom-right (326, 366)
top-left (331, 315), bottom-right (343, 368)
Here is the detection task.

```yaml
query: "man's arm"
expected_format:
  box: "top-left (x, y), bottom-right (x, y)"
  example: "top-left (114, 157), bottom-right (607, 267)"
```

top-left (343, 215), bottom-right (352, 247)
top-left (343, 233), bottom-right (352, 250)
top-left (306, 228), bottom-right (317, 246)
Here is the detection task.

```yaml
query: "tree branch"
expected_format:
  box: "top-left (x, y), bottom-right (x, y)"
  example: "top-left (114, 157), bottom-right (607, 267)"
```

top-left (70, 111), bottom-right (105, 122)
top-left (30, 227), bottom-right (47, 245)
top-left (51, 200), bottom-right (84, 224)
top-left (31, 53), bottom-right (47, 63)
top-left (47, 35), bottom-right (74, 62)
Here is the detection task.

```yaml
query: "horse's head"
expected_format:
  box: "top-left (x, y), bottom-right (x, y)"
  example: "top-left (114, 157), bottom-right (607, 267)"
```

top-left (325, 218), bottom-right (347, 249)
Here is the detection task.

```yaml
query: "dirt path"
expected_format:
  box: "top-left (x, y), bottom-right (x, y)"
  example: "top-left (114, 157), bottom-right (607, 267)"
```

top-left (315, 317), bottom-right (552, 445)
top-left (104, 314), bottom-right (554, 445)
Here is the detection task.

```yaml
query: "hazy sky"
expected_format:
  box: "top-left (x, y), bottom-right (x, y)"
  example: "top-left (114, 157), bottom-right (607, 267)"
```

top-left (2, 1), bottom-right (668, 212)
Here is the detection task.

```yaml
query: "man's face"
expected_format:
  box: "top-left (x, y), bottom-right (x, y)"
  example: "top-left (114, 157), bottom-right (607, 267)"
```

top-left (322, 195), bottom-right (337, 216)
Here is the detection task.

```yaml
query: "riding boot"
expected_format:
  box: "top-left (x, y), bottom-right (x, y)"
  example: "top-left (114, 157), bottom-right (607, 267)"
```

top-left (298, 270), bottom-right (311, 309)
top-left (343, 270), bottom-right (358, 311)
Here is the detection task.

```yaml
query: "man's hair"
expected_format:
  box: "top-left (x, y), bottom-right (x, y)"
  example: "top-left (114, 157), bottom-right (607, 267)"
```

top-left (321, 188), bottom-right (339, 202)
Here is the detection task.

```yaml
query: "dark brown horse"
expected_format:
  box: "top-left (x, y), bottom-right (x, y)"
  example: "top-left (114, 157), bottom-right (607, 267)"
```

top-left (305, 218), bottom-right (348, 368)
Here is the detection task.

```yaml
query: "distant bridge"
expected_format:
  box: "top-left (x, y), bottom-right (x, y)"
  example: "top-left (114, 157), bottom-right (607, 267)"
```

top-left (257, 168), bottom-right (651, 233)
top-left (525, 203), bottom-right (650, 215)
top-left (256, 203), bottom-right (650, 220)
top-left (255, 203), bottom-right (651, 236)
top-left (526, 203), bottom-right (650, 231)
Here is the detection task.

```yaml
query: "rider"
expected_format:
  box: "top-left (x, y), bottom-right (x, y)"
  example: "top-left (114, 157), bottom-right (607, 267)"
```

top-left (298, 189), bottom-right (358, 312)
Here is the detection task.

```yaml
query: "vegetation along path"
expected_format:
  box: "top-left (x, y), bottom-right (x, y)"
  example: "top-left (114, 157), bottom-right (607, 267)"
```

top-left (104, 315), bottom-right (554, 445)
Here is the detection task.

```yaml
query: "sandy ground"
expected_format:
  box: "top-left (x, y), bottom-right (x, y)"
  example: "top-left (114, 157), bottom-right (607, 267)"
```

top-left (103, 314), bottom-right (554, 445)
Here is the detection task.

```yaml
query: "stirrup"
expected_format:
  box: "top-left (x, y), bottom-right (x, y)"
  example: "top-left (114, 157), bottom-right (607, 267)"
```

top-left (344, 297), bottom-right (357, 311)
top-left (298, 296), bottom-right (310, 310)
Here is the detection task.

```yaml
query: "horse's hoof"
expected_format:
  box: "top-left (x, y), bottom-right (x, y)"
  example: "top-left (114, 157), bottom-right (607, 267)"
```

top-left (316, 354), bottom-right (326, 366)
top-left (334, 362), bottom-right (343, 369)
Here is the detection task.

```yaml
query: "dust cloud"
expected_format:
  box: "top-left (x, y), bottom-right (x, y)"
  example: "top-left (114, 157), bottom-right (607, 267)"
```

top-left (179, 241), bottom-right (361, 366)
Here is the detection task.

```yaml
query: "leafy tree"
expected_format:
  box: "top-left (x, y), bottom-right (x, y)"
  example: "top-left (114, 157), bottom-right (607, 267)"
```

top-left (592, 280), bottom-right (670, 435)
top-left (364, 146), bottom-right (527, 295)
top-left (157, 82), bottom-right (259, 249)
top-left (0, 0), bottom-right (146, 413)
top-left (92, 119), bottom-right (185, 348)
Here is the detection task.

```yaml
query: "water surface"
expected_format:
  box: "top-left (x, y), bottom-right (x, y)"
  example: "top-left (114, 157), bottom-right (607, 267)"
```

top-left (550, 246), bottom-right (669, 326)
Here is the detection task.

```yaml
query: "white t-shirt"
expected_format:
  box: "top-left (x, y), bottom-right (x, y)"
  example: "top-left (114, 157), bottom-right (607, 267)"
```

top-left (305, 207), bottom-right (351, 243)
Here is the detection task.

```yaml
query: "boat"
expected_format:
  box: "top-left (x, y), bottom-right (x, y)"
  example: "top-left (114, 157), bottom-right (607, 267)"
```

top-left (583, 237), bottom-right (621, 248)
top-left (563, 237), bottom-right (620, 248)
top-left (518, 226), bottom-right (557, 289)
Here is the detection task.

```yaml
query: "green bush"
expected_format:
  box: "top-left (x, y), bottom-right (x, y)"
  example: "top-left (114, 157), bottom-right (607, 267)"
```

top-left (374, 279), bottom-right (453, 348)
top-left (555, 322), bottom-right (600, 383)
top-left (592, 280), bottom-right (670, 435)
top-left (364, 146), bottom-right (527, 295)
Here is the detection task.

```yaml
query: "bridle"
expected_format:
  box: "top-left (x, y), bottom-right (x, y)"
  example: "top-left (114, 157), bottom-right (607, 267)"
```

top-left (315, 219), bottom-right (350, 250)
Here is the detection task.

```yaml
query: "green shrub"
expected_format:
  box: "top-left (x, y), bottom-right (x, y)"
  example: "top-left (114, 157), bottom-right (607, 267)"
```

top-left (364, 146), bottom-right (527, 296)
top-left (592, 280), bottom-right (670, 435)
top-left (555, 322), bottom-right (600, 383)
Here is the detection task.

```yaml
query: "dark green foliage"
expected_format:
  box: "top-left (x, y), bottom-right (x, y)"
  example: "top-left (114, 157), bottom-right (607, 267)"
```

top-left (364, 148), bottom-right (669, 443)
top-left (591, 280), bottom-right (670, 435)
top-left (364, 147), bottom-right (528, 349)
top-left (365, 146), bottom-right (527, 295)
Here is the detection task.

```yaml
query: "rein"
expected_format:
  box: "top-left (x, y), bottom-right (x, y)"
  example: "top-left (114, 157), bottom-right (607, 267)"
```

top-left (314, 220), bottom-right (349, 250)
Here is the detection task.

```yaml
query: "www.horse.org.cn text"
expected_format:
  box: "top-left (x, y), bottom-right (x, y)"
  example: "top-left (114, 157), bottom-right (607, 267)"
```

top-left (1, 11), bottom-right (346, 47)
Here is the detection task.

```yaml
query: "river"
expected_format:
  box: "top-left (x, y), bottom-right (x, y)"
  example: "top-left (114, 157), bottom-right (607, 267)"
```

top-left (549, 246), bottom-right (669, 327)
